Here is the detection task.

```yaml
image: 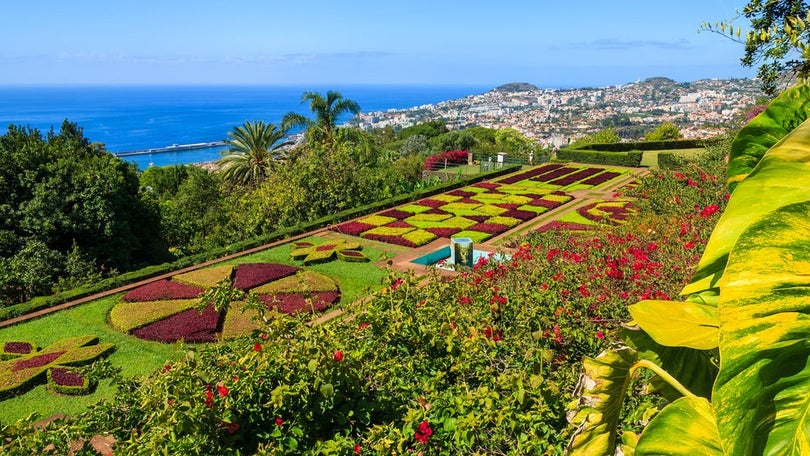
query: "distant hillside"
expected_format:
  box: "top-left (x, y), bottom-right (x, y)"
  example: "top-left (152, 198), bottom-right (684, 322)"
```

top-left (494, 82), bottom-right (540, 93)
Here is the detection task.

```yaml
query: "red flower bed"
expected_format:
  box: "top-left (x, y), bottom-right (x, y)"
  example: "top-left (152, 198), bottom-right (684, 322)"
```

top-left (464, 215), bottom-right (490, 223)
top-left (259, 291), bottom-right (341, 315)
top-left (535, 221), bottom-right (595, 233)
top-left (581, 171), bottom-right (621, 186)
top-left (501, 209), bottom-right (538, 221)
top-left (547, 167), bottom-right (603, 186)
top-left (362, 233), bottom-right (417, 247)
top-left (415, 199), bottom-right (446, 208)
top-left (497, 163), bottom-right (564, 184)
top-left (527, 199), bottom-right (562, 209)
top-left (50, 367), bottom-right (85, 387)
top-left (447, 189), bottom-right (476, 198)
top-left (316, 244), bottom-right (337, 251)
top-left (469, 223), bottom-right (510, 235)
top-left (339, 250), bottom-right (365, 258)
top-left (13, 351), bottom-right (65, 372)
top-left (532, 167), bottom-right (579, 183)
top-left (425, 227), bottom-right (462, 238)
top-left (471, 182), bottom-right (501, 190)
top-left (458, 197), bottom-right (480, 204)
top-left (385, 220), bottom-right (413, 228)
top-left (331, 221), bottom-right (377, 237)
top-left (233, 263), bottom-right (300, 290)
top-left (4, 341), bottom-right (33, 354)
top-left (132, 305), bottom-right (221, 343)
top-left (122, 280), bottom-right (204, 302)
top-left (494, 203), bottom-right (520, 210)
top-left (377, 209), bottom-right (412, 220)
top-left (423, 208), bottom-right (452, 215)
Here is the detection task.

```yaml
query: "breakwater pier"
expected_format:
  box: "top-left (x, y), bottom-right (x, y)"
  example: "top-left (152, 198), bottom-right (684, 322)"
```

top-left (114, 141), bottom-right (227, 157)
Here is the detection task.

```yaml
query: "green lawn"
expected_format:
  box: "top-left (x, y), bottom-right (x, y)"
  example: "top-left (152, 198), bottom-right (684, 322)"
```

top-left (0, 234), bottom-right (398, 424)
top-left (641, 148), bottom-right (707, 167)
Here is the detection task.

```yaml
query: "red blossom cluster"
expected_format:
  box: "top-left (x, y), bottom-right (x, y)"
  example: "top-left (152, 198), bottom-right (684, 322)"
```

top-left (414, 420), bottom-right (433, 444)
top-left (233, 263), bottom-right (300, 290)
top-left (424, 150), bottom-right (469, 170)
top-left (4, 341), bottom-right (33, 354)
top-left (132, 305), bottom-right (221, 343)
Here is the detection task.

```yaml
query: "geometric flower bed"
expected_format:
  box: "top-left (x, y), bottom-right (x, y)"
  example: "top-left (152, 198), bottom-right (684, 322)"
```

top-left (109, 263), bottom-right (341, 343)
top-left (289, 240), bottom-right (369, 264)
top-left (330, 164), bottom-right (627, 247)
top-left (0, 336), bottom-right (115, 399)
top-left (536, 199), bottom-right (637, 233)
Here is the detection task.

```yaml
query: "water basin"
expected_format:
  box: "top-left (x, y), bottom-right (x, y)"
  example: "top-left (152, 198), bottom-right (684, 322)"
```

top-left (411, 246), bottom-right (511, 269)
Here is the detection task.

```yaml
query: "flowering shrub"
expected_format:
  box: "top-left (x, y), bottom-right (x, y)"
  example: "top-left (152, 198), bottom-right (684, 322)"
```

top-left (424, 150), bottom-right (469, 170)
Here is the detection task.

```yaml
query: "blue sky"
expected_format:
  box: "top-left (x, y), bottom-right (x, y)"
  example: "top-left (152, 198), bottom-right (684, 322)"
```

top-left (1, 0), bottom-right (756, 87)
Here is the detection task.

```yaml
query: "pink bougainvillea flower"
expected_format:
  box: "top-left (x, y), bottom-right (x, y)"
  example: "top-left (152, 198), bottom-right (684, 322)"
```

top-left (275, 417), bottom-right (284, 426)
top-left (333, 350), bottom-right (344, 362)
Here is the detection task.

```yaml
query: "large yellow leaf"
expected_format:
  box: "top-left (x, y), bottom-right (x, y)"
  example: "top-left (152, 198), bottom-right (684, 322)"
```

top-left (682, 117), bottom-right (810, 297)
top-left (629, 300), bottom-right (719, 350)
top-left (714, 200), bottom-right (810, 455)
top-left (635, 397), bottom-right (724, 455)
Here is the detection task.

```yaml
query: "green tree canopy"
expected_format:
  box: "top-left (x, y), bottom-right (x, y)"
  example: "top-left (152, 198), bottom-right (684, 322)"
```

top-left (217, 121), bottom-right (291, 187)
top-left (569, 126), bottom-right (621, 149)
top-left (0, 121), bottom-right (168, 304)
top-left (282, 91), bottom-right (361, 153)
top-left (702, 0), bottom-right (810, 95)
top-left (645, 121), bottom-right (683, 141)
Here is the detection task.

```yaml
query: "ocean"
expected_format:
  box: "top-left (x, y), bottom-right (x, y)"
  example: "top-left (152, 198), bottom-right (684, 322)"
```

top-left (0, 85), bottom-right (491, 169)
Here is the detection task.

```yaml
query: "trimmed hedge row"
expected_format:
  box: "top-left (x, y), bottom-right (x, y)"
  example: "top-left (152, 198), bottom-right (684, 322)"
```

top-left (0, 165), bottom-right (522, 323)
top-left (568, 137), bottom-right (722, 151)
top-left (555, 149), bottom-right (643, 167)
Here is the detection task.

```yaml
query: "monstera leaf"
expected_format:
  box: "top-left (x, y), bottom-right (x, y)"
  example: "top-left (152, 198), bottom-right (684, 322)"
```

top-left (727, 84), bottom-right (810, 188)
top-left (712, 200), bottom-right (810, 455)
top-left (628, 299), bottom-right (719, 350)
top-left (635, 396), bottom-right (724, 455)
top-left (682, 117), bottom-right (810, 297)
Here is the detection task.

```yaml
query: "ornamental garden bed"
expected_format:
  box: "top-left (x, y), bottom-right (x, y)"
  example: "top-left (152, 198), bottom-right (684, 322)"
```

top-left (330, 164), bottom-right (628, 247)
top-left (109, 263), bottom-right (342, 343)
top-left (535, 198), bottom-right (637, 233)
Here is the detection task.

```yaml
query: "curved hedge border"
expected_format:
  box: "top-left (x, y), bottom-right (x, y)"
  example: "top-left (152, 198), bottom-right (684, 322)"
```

top-left (0, 165), bottom-right (521, 325)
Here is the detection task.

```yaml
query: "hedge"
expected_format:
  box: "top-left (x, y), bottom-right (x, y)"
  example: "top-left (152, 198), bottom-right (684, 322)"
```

top-left (555, 149), bottom-right (643, 167)
top-left (0, 165), bottom-right (521, 324)
top-left (567, 137), bottom-right (722, 151)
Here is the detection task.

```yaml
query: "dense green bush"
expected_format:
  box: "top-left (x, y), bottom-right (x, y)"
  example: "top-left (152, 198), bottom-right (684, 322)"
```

top-left (556, 149), bottom-right (643, 167)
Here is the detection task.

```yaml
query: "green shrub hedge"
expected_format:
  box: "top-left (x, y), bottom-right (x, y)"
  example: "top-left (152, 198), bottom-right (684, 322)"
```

top-left (555, 149), bottom-right (643, 167)
top-left (0, 165), bottom-right (521, 324)
top-left (568, 137), bottom-right (722, 151)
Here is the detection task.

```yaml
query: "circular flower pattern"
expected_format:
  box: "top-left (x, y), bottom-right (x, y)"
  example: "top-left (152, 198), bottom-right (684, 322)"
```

top-left (109, 263), bottom-right (341, 343)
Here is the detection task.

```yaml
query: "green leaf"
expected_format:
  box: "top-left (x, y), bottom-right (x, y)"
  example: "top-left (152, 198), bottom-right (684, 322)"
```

top-left (566, 347), bottom-right (638, 455)
top-left (621, 327), bottom-right (717, 400)
top-left (635, 396), bottom-right (723, 455)
top-left (628, 300), bottom-right (719, 350)
top-left (714, 200), bottom-right (810, 455)
top-left (683, 116), bottom-right (810, 297)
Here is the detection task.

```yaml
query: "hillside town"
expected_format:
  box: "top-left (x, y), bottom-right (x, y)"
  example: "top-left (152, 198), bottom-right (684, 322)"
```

top-left (348, 77), bottom-right (763, 147)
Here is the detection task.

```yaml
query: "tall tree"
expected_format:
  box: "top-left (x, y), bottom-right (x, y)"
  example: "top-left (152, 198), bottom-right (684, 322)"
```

top-left (282, 91), bottom-right (361, 153)
top-left (217, 120), bottom-right (291, 187)
top-left (702, 0), bottom-right (810, 95)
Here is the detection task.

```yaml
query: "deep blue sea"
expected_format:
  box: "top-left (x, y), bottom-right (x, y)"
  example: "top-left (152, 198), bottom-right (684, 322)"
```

top-left (0, 85), bottom-right (490, 169)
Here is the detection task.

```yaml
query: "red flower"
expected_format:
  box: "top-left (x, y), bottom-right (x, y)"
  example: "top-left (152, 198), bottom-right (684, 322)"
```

top-left (414, 420), bottom-right (433, 444)
top-left (391, 278), bottom-right (404, 290)
top-left (217, 384), bottom-right (229, 397)
top-left (684, 241), bottom-right (696, 249)
top-left (699, 204), bottom-right (720, 218)
top-left (253, 343), bottom-right (262, 351)
top-left (275, 417), bottom-right (284, 426)
top-left (596, 331), bottom-right (605, 340)
top-left (205, 389), bottom-right (213, 408)
top-left (333, 350), bottom-right (344, 362)
top-left (354, 444), bottom-right (362, 454)
top-left (357, 322), bottom-right (370, 330)
top-left (164, 364), bottom-right (171, 372)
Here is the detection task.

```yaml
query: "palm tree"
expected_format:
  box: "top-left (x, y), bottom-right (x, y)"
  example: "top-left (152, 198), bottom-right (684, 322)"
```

top-left (217, 121), bottom-right (291, 187)
top-left (282, 90), bottom-right (361, 153)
